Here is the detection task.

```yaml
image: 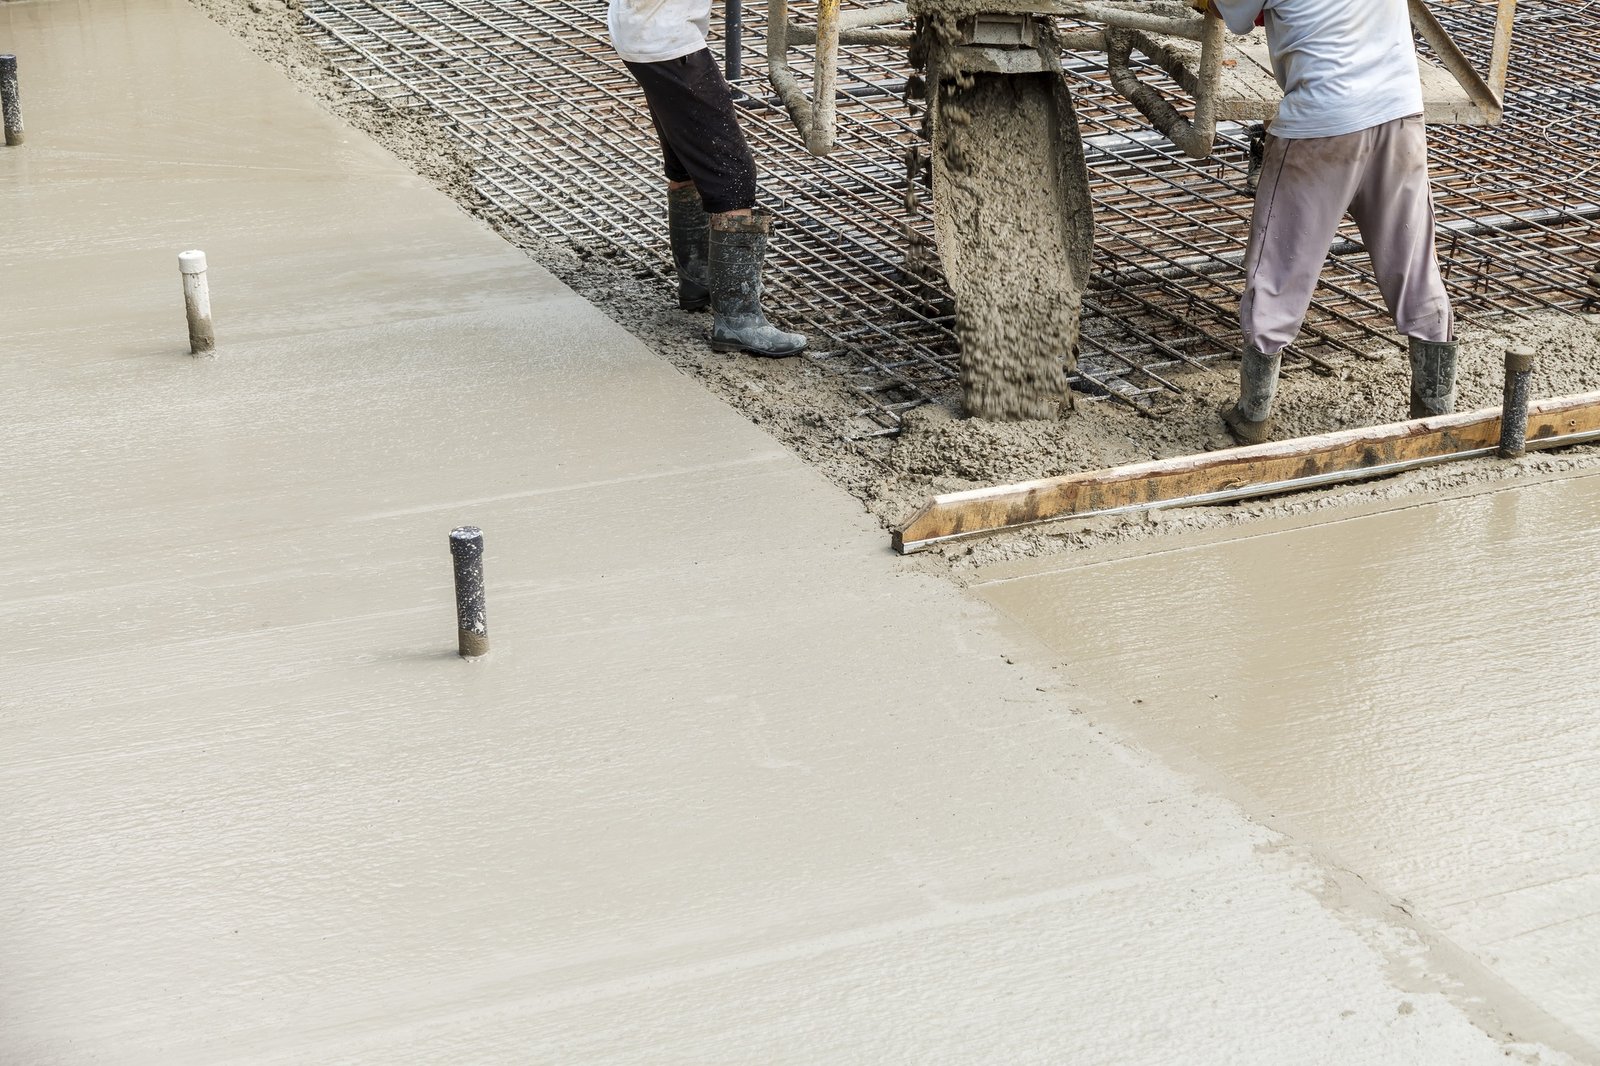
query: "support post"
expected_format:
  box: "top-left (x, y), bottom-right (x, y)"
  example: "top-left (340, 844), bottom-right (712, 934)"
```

top-left (1499, 346), bottom-right (1534, 458)
top-left (725, 0), bottom-right (743, 81)
top-left (449, 526), bottom-right (488, 659)
top-left (1487, 0), bottom-right (1517, 101)
top-left (1, 55), bottom-right (23, 147)
top-left (178, 250), bottom-right (215, 356)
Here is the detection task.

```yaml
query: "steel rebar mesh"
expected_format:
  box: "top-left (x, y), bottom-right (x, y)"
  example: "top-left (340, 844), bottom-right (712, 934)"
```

top-left (303, 0), bottom-right (1600, 434)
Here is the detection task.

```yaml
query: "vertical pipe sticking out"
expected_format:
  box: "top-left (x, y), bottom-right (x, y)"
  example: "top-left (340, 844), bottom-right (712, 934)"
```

top-left (449, 526), bottom-right (488, 659)
top-left (1499, 346), bottom-right (1534, 458)
top-left (725, 0), bottom-right (743, 82)
top-left (0, 55), bottom-right (23, 147)
top-left (178, 250), bottom-right (215, 356)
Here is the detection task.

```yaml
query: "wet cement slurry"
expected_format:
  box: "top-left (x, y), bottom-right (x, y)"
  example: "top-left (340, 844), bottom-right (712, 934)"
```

top-left (1, 0), bottom-right (1593, 1061)
top-left (976, 473), bottom-right (1600, 1052)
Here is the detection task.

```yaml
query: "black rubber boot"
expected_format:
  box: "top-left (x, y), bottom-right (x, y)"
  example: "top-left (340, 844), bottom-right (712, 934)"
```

top-left (1408, 337), bottom-right (1458, 418)
top-left (708, 209), bottom-right (807, 358)
top-left (1220, 345), bottom-right (1281, 445)
top-left (668, 186), bottom-right (710, 312)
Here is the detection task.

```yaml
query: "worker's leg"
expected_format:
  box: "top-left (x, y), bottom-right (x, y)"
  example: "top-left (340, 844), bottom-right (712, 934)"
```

top-left (638, 89), bottom-right (714, 311)
top-left (1349, 116), bottom-right (1452, 342)
top-left (624, 52), bottom-right (804, 356)
top-left (1225, 131), bottom-right (1369, 441)
top-left (1240, 132), bottom-right (1369, 356)
top-left (624, 51), bottom-right (756, 214)
top-left (644, 105), bottom-right (715, 311)
top-left (1348, 115), bottom-right (1457, 416)
top-left (640, 99), bottom-right (695, 189)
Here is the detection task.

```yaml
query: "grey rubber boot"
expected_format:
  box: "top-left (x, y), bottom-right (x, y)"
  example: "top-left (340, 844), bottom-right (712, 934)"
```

top-left (708, 209), bottom-right (807, 358)
top-left (667, 186), bottom-right (710, 312)
top-left (1220, 345), bottom-right (1282, 445)
top-left (1245, 123), bottom-right (1266, 196)
top-left (1408, 336), bottom-right (1458, 418)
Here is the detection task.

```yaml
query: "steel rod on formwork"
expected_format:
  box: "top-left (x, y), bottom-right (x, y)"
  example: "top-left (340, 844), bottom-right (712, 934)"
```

top-left (301, 0), bottom-right (1600, 437)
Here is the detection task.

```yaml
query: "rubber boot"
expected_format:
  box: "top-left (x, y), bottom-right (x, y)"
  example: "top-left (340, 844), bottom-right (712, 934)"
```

top-left (708, 209), bottom-right (808, 358)
top-left (1408, 337), bottom-right (1458, 418)
top-left (667, 186), bottom-right (710, 312)
top-left (1245, 123), bottom-right (1266, 196)
top-left (1220, 345), bottom-right (1282, 445)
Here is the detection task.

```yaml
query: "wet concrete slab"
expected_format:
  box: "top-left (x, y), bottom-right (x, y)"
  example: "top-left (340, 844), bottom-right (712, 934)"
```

top-left (1, 0), bottom-right (1592, 1062)
top-left (3, 0), bottom-right (546, 354)
top-left (976, 474), bottom-right (1600, 1052)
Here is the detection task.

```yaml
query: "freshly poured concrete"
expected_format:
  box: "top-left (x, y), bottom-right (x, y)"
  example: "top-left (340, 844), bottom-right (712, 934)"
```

top-left (0, 0), bottom-right (1591, 1061)
top-left (978, 477), bottom-right (1600, 1053)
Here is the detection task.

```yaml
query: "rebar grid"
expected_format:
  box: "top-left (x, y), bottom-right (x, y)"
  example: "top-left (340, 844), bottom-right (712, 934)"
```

top-left (303, 0), bottom-right (1600, 434)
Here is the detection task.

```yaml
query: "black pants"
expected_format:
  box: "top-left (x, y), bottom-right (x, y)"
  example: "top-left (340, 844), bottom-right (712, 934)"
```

top-left (624, 49), bottom-right (757, 214)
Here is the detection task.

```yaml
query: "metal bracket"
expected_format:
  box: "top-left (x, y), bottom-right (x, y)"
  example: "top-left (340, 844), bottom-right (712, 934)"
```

top-left (767, 0), bottom-right (912, 155)
top-left (964, 13), bottom-right (1037, 48)
top-left (766, 0), bottom-right (1516, 159)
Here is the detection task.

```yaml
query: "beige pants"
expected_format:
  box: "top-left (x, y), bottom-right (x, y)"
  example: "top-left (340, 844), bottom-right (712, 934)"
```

top-left (1240, 115), bottom-right (1453, 355)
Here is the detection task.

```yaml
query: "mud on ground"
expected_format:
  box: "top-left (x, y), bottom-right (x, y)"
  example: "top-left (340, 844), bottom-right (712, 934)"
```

top-left (191, 0), bottom-right (1600, 574)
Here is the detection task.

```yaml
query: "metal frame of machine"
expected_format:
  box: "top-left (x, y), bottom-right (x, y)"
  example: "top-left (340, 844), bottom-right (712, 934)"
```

top-left (767, 0), bottom-right (1519, 158)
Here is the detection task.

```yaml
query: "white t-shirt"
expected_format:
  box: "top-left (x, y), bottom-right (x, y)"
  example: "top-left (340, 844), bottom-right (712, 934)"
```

top-left (609, 0), bottom-right (711, 64)
top-left (1212, 0), bottom-right (1424, 139)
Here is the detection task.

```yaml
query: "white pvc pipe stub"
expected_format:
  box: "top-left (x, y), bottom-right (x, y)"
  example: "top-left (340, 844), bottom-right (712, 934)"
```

top-left (179, 249), bottom-right (215, 356)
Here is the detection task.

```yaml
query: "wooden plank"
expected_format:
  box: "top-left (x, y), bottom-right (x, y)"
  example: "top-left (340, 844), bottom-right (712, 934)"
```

top-left (892, 391), bottom-right (1600, 553)
top-left (1408, 0), bottom-right (1504, 123)
top-left (1129, 33), bottom-right (1281, 121)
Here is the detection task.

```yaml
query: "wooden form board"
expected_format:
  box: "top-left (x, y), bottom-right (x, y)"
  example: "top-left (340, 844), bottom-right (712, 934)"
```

top-left (893, 391), bottom-right (1600, 553)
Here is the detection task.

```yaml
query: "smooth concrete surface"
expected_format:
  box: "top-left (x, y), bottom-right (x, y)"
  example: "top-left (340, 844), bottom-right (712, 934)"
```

top-left (977, 477), bottom-right (1600, 1054)
top-left (0, 0), bottom-right (1589, 1062)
